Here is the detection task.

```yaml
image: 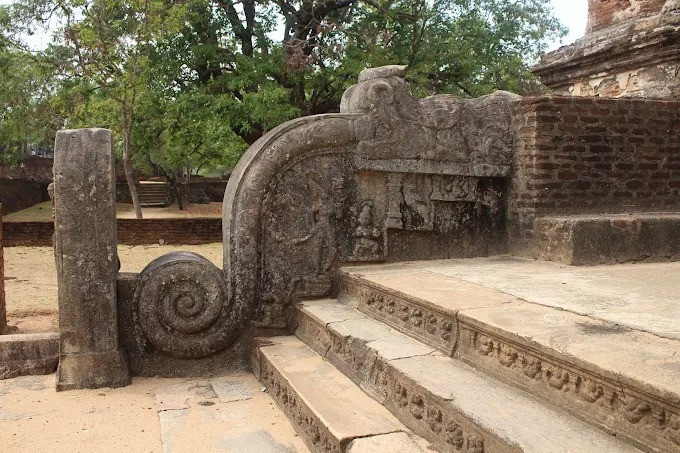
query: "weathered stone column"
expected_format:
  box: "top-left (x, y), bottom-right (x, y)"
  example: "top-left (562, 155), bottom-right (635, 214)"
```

top-left (53, 128), bottom-right (129, 390)
top-left (0, 203), bottom-right (6, 334)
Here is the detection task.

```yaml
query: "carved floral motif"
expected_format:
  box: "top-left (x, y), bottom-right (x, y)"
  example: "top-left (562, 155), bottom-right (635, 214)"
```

top-left (259, 358), bottom-right (341, 452)
top-left (460, 325), bottom-right (680, 450)
top-left (341, 277), bottom-right (457, 354)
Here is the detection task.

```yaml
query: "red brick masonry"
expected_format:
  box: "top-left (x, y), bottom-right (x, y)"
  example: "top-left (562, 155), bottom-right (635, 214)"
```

top-left (510, 95), bottom-right (680, 243)
top-left (587, 0), bottom-right (666, 33)
top-left (3, 218), bottom-right (223, 247)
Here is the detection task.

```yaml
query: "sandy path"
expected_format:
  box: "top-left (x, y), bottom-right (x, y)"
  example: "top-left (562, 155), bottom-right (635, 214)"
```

top-left (4, 243), bottom-right (222, 332)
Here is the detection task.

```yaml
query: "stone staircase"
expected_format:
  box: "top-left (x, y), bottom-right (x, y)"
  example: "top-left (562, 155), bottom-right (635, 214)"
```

top-left (253, 258), bottom-right (680, 453)
top-left (137, 181), bottom-right (171, 207)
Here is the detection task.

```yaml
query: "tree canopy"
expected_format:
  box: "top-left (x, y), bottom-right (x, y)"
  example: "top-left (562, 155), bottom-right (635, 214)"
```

top-left (0, 0), bottom-right (566, 206)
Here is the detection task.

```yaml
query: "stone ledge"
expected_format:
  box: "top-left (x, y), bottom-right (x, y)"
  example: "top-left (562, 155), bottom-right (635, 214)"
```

top-left (533, 213), bottom-right (680, 265)
top-left (253, 336), bottom-right (426, 453)
top-left (295, 300), bottom-right (641, 453)
top-left (0, 332), bottom-right (59, 380)
top-left (336, 267), bottom-right (680, 452)
top-left (533, 12), bottom-right (680, 88)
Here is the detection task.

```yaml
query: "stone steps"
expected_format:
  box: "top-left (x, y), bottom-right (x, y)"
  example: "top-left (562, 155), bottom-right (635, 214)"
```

top-left (295, 299), bottom-right (642, 453)
top-left (533, 213), bottom-right (680, 265)
top-left (252, 336), bottom-right (430, 453)
top-left (338, 263), bottom-right (680, 452)
top-left (138, 182), bottom-right (171, 207)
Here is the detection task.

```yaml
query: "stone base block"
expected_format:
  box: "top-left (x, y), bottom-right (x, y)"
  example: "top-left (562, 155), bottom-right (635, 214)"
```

top-left (56, 349), bottom-right (130, 391)
top-left (534, 213), bottom-right (680, 265)
top-left (0, 333), bottom-right (59, 380)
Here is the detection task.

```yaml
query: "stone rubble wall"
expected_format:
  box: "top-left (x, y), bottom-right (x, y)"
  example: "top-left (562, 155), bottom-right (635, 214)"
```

top-left (509, 95), bottom-right (680, 247)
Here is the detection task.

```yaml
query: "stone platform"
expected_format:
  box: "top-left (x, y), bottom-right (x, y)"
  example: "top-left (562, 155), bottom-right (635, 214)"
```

top-left (322, 257), bottom-right (679, 452)
top-left (345, 256), bottom-right (680, 340)
top-left (534, 213), bottom-right (680, 265)
top-left (251, 257), bottom-right (679, 452)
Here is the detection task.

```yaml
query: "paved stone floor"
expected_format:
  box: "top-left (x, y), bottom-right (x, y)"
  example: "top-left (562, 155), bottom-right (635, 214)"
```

top-left (351, 257), bottom-right (680, 341)
top-left (0, 372), bottom-right (308, 453)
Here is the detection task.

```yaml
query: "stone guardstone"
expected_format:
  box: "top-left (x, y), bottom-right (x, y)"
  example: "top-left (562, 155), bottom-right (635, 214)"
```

top-left (53, 128), bottom-right (130, 390)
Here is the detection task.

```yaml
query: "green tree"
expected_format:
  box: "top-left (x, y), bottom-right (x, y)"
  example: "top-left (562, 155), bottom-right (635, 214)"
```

top-left (0, 46), bottom-right (60, 164)
top-left (149, 0), bottom-right (565, 146)
top-left (4, 0), bottom-right (191, 218)
top-left (2, 0), bottom-right (565, 206)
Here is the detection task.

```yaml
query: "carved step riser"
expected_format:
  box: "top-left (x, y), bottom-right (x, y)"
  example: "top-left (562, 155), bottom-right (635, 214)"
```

top-left (457, 324), bottom-right (680, 453)
top-left (295, 310), bottom-right (518, 453)
top-left (338, 275), bottom-right (680, 453)
top-left (252, 346), bottom-right (345, 453)
top-left (338, 276), bottom-right (457, 355)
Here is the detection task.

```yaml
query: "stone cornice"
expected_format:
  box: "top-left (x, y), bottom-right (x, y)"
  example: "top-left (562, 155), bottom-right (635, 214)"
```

top-left (533, 12), bottom-right (680, 88)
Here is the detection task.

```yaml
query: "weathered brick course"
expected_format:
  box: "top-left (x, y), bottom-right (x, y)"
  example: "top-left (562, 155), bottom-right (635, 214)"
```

top-left (587, 0), bottom-right (666, 32)
top-left (3, 218), bottom-right (222, 247)
top-left (509, 95), bottom-right (680, 248)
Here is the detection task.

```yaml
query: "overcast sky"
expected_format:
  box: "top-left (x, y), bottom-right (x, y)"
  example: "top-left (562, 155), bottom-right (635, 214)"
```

top-left (549, 0), bottom-right (588, 50)
top-left (0, 0), bottom-right (588, 52)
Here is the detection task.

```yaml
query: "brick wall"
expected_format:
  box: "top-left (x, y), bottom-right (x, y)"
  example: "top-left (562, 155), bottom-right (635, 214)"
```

top-left (0, 180), bottom-right (49, 214)
top-left (0, 156), bottom-right (53, 183)
top-left (0, 204), bottom-right (6, 333)
top-left (3, 218), bottom-right (222, 247)
top-left (509, 95), bottom-right (680, 246)
top-left (587, 0), bottom-right (666, 33)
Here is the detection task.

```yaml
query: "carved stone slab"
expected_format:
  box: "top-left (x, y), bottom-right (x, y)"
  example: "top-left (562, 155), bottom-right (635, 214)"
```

top-left (294, 300), bottom-right (642, 453)
top-left (53, 128), bottom-right (129, 390)
top-left (220, 65), bottom-right (519, 336)
top-left (338, 262), bottom-right (680, 452)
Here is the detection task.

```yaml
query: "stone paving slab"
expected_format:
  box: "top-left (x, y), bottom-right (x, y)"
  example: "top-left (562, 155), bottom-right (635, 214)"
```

top-left (415, 256), bottom-right (680, 340)
top-left (0, 372), bottom-right (308, 453)
top-left (156, 374), bottom-right (308, 453)
top-left (346, 432), bottom-right (427, 452)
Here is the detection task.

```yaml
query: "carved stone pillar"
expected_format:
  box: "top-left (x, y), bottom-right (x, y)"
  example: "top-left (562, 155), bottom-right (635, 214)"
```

top-left (53, 128), bottom-right (129, 390)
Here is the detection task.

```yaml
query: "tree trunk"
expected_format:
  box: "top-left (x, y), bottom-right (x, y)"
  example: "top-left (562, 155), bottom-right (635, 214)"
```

top-left (122, 105), bottom-right (143, 219)
top-left (168, 174), bottom-right (184, 211)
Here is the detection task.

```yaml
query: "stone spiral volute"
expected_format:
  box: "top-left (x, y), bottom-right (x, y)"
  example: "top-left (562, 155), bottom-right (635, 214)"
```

top-left (133, 252), bottom-right (235, 359)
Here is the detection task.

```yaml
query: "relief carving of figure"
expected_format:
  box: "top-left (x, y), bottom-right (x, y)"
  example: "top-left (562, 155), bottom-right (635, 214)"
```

top-left (400, 174), bottom-right (433, 230)
top-left (351, 200), bottom-right (383, 260)
top-left (288, 173), bottom-right (337, 275)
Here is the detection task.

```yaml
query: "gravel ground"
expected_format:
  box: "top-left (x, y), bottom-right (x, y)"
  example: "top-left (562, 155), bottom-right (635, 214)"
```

top-left (3, 243), bottom-right (222, 332)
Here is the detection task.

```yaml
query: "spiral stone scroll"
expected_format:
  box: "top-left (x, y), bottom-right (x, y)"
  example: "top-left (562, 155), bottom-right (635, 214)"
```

top-left (133, 252), bottom-right (236, 359)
